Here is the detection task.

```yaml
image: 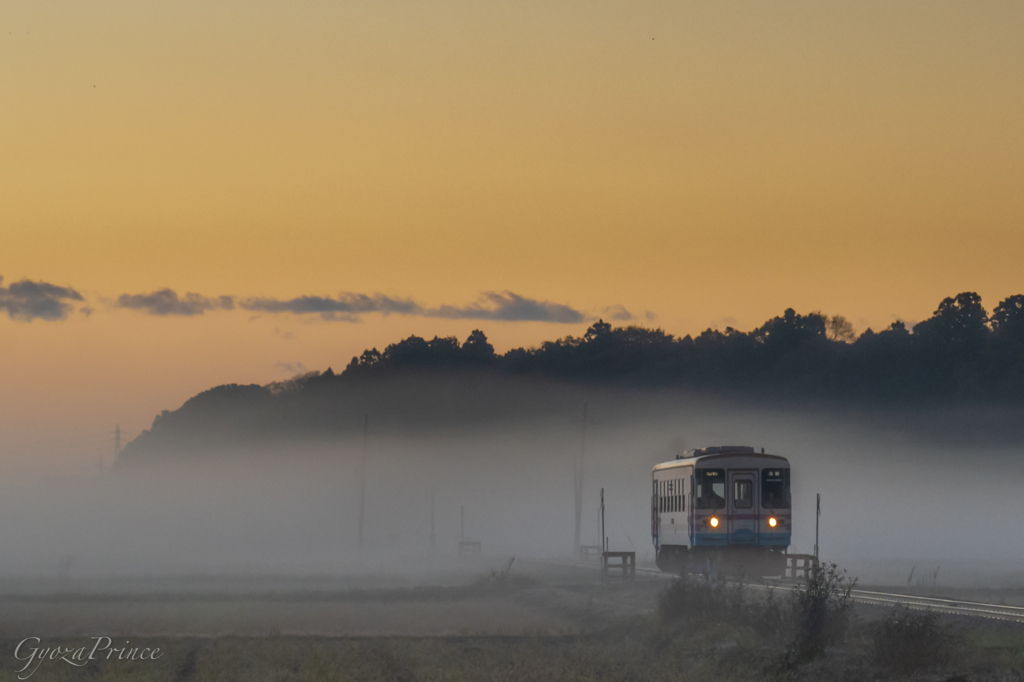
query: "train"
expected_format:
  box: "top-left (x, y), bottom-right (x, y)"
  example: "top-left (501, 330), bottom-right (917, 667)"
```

top-left (652, 445), bottom-right (791, 576)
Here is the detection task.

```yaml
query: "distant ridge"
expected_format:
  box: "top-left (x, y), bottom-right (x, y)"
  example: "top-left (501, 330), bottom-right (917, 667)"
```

top-left (118, 292), bottom-right (1024, 462)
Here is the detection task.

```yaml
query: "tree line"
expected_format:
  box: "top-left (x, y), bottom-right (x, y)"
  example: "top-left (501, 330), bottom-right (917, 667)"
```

top-left (330, 292), bottom-right (1024, 404)
top-left (117, 291), bottom-right (1023, 460)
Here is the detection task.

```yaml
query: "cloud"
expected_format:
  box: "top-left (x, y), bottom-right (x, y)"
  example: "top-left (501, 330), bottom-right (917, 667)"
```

top-left (426, 292), bottom-right (586, 323)
top-left (240, 291), bottom-right (586, 324)
top-left (274, 361), bottom-right (307, 374)
top-left (2, 279), bottom-right (627, 328)
top-left (240, 293), bottom-right (421, 321)
top-left (0, 275), bottom-right (84, 321)
top-left (116, 289), bottom-right (235, 316)
top-left (602, 305), bottom-right (634, 322)
top-left (111, 288), bottom-right (597, 325)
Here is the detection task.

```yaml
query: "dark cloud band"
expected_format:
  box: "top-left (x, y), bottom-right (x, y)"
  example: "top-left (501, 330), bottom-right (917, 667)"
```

top-left (240, 293), bottom-right (421, 319)
top-left (0, 276), bottom-right (84, 321)
top-left (106, 286), bottom-right (632, 325)
top-left (240, 290), bottom-right (592, 323)
top-left (427, 292), bottom-right (588, 323)
top-left (116, 290), bottom-right (234, 316)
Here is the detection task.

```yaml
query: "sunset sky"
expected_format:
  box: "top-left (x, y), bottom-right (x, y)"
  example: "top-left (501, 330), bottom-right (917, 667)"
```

top-left (2, 0), bottom-right (1022, 471)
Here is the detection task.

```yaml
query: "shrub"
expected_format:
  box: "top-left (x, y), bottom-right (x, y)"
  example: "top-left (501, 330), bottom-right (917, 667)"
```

top-left (658, 562), bottom-right (858, 667)
top-left (788, 562), bottom-right (857, 662)
top-left (871, 605), bottom-right (961, 674)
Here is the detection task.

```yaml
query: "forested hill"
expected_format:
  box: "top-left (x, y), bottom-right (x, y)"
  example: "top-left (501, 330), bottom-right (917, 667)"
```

top-left (119, 292), bottom-right (1024, 461)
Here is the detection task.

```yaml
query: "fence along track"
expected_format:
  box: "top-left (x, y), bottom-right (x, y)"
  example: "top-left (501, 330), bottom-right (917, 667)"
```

top-left (532, 558), bottom-right (1024, 624)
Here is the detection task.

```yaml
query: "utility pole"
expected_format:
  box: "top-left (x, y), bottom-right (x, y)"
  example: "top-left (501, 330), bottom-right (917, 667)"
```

top-left (357, 414), bottom-right (368, 550)
top-left (814, 493), bottom-right (821, 561)
top-left (573, 402), bottom-right (588, 554)
top-left (460, 505), bottom-right (465, 543)
top-left (600, 487), bottom-right (606, 552)
top-left (114, 424), bottom-right (121, 462)
top-left (430, 489), bottom-right (436, 548)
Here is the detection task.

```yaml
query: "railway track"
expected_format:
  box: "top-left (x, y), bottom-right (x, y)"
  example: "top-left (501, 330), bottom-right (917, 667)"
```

top-left (531, 558), bottom-right (1024, 623)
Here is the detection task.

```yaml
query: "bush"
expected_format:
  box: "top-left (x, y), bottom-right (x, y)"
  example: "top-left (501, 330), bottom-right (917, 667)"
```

top-left (786, 562), bottom-right (857, 663)
top-left (871, 605), bottom-right (961, 674)
top-left (658, 562), bottom-right (857, 667)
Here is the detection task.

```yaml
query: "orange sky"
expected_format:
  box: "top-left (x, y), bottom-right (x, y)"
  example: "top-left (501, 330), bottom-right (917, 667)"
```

top-left (2, 0), bottom-right (1022, 471)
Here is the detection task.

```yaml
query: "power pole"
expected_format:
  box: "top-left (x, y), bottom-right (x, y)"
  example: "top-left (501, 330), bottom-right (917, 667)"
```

top-left (357, 414), bottom-right (368, 550)
top-left (600, 487), bottom-right (606, 552)
top-left (430, 489), bottom-right (436, 547)
top-left (460, 505), bottom-right (465, 543)
top-left (114, 424), bottom-right (121, 462)
top-left (573, 402), bottom-right (588, 554)
top-left (814, 493), bottom-right (821, 561)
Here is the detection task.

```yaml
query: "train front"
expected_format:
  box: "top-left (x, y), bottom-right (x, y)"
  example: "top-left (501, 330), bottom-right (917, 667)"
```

top-left (692, 462), bottom-right (791, 549)
top-left (653, 447), bottom-right (792, 576)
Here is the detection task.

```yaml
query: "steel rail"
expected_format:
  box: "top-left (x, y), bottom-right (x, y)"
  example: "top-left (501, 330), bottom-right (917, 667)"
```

top-left (527, 558), bottom-right (1024, 623)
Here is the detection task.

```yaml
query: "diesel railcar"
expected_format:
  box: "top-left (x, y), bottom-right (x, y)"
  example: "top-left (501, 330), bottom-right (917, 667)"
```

top-left (652, 445), bottom-right (791, 576)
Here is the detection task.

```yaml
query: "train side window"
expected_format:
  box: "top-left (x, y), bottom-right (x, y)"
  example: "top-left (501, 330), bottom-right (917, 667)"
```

top-left (734, 480), bottom-right (752, 508)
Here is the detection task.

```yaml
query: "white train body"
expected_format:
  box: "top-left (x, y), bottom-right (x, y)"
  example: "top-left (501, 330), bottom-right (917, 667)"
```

top-left (652, 445), bottom-right (791, 574)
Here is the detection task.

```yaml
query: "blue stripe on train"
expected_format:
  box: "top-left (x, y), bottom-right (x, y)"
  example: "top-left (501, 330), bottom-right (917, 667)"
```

top-left (692, 533), bottom-right (729, 547)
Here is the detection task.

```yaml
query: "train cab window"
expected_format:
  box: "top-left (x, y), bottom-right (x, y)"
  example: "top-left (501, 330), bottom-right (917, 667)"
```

top-left (761, 468), bottom-right (791, 509)
top-left (695, 469), bottom-right (726, 509)
top-left (733, 480), bottom-right (752, 508)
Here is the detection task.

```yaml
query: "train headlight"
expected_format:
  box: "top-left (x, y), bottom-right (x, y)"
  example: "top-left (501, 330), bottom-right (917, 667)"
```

top-left (709, 517), bottom-right (719, 528)
top-left (769, 517), bottom-right (778, 528)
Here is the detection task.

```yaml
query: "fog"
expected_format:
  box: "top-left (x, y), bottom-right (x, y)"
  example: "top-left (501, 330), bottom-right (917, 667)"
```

top-left (2, 384), bottom-right (1023, 589)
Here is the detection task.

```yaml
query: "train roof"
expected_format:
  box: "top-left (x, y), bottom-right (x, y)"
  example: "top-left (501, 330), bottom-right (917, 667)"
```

top-left (653, 445), bottom-right (789, 471)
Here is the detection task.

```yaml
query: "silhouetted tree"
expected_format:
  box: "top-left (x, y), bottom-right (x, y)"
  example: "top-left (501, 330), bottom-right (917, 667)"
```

top-left (988, 295), bottom-right (1024, 397)
top-left (914, 292), bottom-right (989, 352)
top-left (991, 295), bottom-right (1024, 339)
top-left (462, 329), bottom-right (496, 363)
top-left (825, 315), bottom-right (856, 343)
top-left (912, 292), bottom-right (990, 397)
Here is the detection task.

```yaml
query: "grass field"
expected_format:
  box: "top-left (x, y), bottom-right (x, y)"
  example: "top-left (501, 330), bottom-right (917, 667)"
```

top-left (3, 561), bottom-right (1024, 681)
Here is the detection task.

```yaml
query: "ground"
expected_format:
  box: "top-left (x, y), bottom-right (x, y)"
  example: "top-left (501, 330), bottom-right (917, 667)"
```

top-left (2, 558), bottom-right (1023, 681)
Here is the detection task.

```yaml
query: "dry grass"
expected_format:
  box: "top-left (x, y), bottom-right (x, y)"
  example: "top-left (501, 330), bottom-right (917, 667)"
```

top-left (3, 570), bottom-right (1024, 681)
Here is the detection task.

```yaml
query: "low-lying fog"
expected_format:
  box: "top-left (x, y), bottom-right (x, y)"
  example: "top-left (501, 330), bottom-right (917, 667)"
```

top-left (2, 386), bottom-right (1022, 589)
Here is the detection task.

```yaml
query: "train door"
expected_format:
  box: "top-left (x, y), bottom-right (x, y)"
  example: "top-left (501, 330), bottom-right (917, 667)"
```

top-left (727, 470), bottom-right (758, 544)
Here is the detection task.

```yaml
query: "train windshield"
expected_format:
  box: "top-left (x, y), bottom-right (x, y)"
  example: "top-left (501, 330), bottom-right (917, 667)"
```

top-left (761, 468), bottom-right (791, 509)
top-left (695, 469), bottom-right (726, 509)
